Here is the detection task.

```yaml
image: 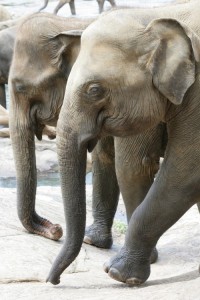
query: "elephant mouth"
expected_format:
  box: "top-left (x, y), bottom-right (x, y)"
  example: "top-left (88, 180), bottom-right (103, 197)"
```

top-left (78, 133), bottom-right (99, 153)
top-left (87, 137), bottom-right (99, 152)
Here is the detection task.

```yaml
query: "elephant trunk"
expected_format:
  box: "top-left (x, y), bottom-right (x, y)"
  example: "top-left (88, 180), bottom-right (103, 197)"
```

top-left (9, 88), bottom-right (37, 231)
top-left (46, 109), bottom-right (88, 285)
top-left (9, 85), bottom-right (62, 240)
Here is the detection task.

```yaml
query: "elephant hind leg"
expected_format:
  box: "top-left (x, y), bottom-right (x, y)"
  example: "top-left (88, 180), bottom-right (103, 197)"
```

top-left (69, 0), bottom-right (76, 15)
top-left (108, 0), bottom-right (116, 8)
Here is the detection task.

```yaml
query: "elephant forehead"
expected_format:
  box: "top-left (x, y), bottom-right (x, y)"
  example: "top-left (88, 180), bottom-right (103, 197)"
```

top-left (68, 49), bottom-right (145, 93)
top-left (79, 39), bottom-right (144, 75)
top-left (81, 8), bottom-right (144, 47)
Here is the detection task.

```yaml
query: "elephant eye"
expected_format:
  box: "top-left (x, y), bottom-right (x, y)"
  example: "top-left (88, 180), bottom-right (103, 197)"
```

top-left (86, 84), bottom-right (105, 100)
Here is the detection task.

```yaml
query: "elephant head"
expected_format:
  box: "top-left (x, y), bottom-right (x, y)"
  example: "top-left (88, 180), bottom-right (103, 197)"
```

top-left (46, 10), bottom-right (200, 284)
top-left (9, 13), bottom-right (92, 241)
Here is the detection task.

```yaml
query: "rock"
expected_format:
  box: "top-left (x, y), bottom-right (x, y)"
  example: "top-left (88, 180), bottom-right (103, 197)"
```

top-left (0, 5), bottom-right (12, 22)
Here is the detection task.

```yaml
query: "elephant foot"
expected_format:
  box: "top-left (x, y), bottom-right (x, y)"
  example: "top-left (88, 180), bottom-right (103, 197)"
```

top-left (25, 213), bottom-right (63, 241)
top-left (84, 223), bottom-right (113, 248)
top-left (103, 246), bottom-right (151, 285)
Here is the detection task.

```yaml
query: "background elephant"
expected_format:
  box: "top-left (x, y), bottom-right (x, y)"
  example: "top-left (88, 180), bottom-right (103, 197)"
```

top-left (39, 0), bottom-right (116, 15)
top-left (0, 24), bottom-right (56, 139)
top-left (0, 26), bottom-right (16, 108)
top-left (46, 0), bottom-right (200, 286)
top-left (9, 12), bottom-right (96, 241)
top-left (9, 12), bottom-right (166, 258)
top-left (0, 4), bottom-right (13, 108)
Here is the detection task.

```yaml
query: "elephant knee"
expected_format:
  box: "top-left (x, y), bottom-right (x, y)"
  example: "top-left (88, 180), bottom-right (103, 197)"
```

top-left (116, 155), bottom-right (160, 182)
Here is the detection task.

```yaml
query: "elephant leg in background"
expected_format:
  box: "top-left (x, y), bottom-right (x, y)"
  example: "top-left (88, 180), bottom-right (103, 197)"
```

top-left (54, 0), bottom-right (75, 15)
top-left (114, 124), bottom-right (166, 262)
top-left (84, 136), bottom-right (120, 249)
top-left (0, 84), bottom-right (6, 109)
top-left (38, 0), bottom-right (49, 12)
top-left (107, 0), bottom-right (116, 9)
top-left (69, 0), bottom-right (76, 15)
top-left (97, 0), bottom-right (116, 13)
top-left (97, 0), bottom-right (105, 13)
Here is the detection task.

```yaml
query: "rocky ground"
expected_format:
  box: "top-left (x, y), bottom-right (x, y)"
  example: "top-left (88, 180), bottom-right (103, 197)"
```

top-left (1, 136), bottom-right (200, 300)
top-left (0, 177), bottom-right (200, 300)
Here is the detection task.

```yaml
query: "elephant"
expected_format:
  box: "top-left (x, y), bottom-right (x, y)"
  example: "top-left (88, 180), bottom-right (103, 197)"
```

top-left (45, 0), bottom-right (200, 286)
top-left (0, 26), bottom-right (16, 108)
top-left (39, 0), bottom-right (116, 15)
top-left (0, 5), bottom-right (13, 108)
top-left (9, 11), bottom-right (167, 258)
top-left (8, 12), bottom-right (97, 241)
top-left (0, 24), bottom-right (56, 139)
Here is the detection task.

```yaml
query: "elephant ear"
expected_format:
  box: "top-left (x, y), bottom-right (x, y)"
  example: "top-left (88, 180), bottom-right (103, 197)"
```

top-left (49, 30), bottom-right (83, 74)
top-left (146, 18), bottom-right (200, 105)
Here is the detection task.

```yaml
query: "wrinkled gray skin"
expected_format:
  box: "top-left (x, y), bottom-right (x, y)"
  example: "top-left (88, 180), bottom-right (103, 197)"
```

top-left (39, 0), bottom-right (116, 15)
top-left (0, 26), bottom-right (16, 108)
top-left (46, 0), bottom-right (200, 286)
top-left (9, 13), bottom-right (94, 241)
top-left (9, 12), bottom-right (163, 261)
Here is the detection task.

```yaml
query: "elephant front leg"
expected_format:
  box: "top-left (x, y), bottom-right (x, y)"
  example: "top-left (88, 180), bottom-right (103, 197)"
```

top-left (84, 136), bottom-right (120, 248)
top-left (54, 0), bottom-right (69, 15)
top-left (104, 159), bottom-right (196, 284)
top-left (69, 0), bottom-right (76, 15)
top-left (97, 0), bottom-right (105, 13)
top-left (114, 125), bottom-right (165, 263)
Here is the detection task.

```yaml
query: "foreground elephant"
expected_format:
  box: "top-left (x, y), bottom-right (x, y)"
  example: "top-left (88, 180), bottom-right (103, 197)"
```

top-left (9, 12), bottom-right (165, 252)
top-left (39, 0), bottom-right (116, 15)
top-left (46, 0), bottom-right (200, 286)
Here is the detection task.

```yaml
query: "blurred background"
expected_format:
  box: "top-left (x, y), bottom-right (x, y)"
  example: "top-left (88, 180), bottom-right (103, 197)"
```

top-left (0, 0), bottom-right (181, 18)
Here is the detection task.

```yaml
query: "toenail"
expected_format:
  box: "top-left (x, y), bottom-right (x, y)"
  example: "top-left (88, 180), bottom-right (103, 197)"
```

top-left (83, 236), bottom-right (93, 245)
top-left (108, 268), bottom-right (124, 282)
top-left (103, 262), bottom-right (110, 273)
top-left (126, 277), bottom-right (143, 285)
